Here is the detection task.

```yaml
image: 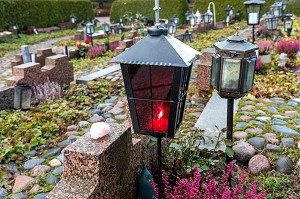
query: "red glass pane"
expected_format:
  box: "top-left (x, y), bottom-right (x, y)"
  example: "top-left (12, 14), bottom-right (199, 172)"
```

top-left (149, 102), bottom-right (170, 133)
top-left (128, 65), bottom-right (151, 98)
top-left (151, 66), bottom-right (174, 100)
top-left (135, 100), bottom-right (152, 131)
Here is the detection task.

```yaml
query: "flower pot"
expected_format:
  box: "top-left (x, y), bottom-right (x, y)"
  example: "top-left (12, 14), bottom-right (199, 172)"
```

top-left (259, 54), bottom-right (272, 63)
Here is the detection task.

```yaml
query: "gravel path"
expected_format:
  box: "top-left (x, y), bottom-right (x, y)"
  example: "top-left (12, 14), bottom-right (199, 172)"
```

top-left (0, 35), bottom-right (73, 89)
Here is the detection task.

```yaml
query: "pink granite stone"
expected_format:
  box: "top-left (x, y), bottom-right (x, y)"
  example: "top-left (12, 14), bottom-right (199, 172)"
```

top-left (285, 111), bottom-right (297, 116)
top-left (64, 131), bottom-right (79, 137)
top-left (264, 133), bottom-right (279, 143)
top-left (240, 115), bottom-right (252, 121)
top-left (233, 131), bottom-right (248, 139)
top-left (12, 175), bottom-right (35, 193)
top-left (241, 105), bottom-right (255, 111)
top-left (67, 125), bottom-right (78, 131)
top-left (29, 184), bottom-right (41, 194)
top-left (31, 165), bottom-right (51, 177)
top-left (108, 106), bottom-right (123, 115)
top-left (49, 159), bottom-right (62, 167)
top-left (262, 98), bottom-right (272, 103)
top-left (246, 128), bottom-right (264, 134)
top-left (248, 155), bottom-right (270, 175)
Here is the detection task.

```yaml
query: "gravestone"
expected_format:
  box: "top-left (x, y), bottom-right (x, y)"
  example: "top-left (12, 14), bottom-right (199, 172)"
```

top-left (21, 45), bottom-right (31, 63)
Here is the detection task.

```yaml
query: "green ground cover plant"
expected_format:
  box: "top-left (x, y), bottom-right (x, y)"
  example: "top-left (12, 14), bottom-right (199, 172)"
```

top-left (0, 29), bottom-right (76, 59)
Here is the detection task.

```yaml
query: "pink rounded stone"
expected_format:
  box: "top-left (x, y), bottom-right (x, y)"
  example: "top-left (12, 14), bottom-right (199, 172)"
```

top-left (12, 175), bottom-right (35, 193)
top-left (233, 131), bottom-right (248, 139)
top-left (285, 111), bottom-right (297, 116)
top-left (90, 122), bottom-right (110, 140)
top-left (264, 133), bottom-right (279, 143)
top-left (246, 128), bottom-right (263, 134)
top-left (241, 105), bottom-right (255, 111)
top-left (31, 165), bottom-right (51, 177)
top-left (232, 141), bottom-right (255, 162)
top-left (248, 155), bottom-right (270, 175)
top-left (49, 159), bottom-right (62, 167)
top-left (240, 115), bottom-right (252, 121)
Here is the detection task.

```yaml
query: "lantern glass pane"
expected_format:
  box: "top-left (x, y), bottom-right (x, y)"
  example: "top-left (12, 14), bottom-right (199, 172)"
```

top-left (148, 102), bottom-right (170, 133)
top-left (135, 100), bottom-right (152, 131)
top-left (211, 53), bottom-right (220, 89)
top-left (221, 58), bottom-right (241, 91)
top-left (284, 20), bottom-right (292, 31)
top-left (128, 65), bottom-right (151, 98)
top-left (151, 66), bottom-right (174, 100)
top-left (243, 57), bottom-right (256, 92)
top-left (247, 5), bottom-right (260, 24)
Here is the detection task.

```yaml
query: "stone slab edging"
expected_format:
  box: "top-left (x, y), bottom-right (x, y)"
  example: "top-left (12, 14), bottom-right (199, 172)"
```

top-left (76, 64), bottom-right (121, 84)
top-left (195, 92), bottom-right (240, 150)
top-left (47, 123), bottom-right (156, 199)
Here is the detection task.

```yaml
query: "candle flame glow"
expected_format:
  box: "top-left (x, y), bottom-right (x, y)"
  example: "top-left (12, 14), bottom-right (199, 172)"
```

top-left (158, 110), bottom-right (163, 119)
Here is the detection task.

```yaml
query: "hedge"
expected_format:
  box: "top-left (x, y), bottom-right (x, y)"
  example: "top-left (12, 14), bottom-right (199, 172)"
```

top-left (0, 0), bottom-right (93, 31)
top-left (193, 0), bottom-right (275, 23)
top-left (286, 0), bottom-right (300, 17)
top-left (110, 0), bottom-right (188, 25)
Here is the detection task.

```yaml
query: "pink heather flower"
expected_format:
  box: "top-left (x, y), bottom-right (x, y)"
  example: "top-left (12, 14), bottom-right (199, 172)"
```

top-left (275, 38), bottom-right (300, 59)
top-left (257, 40), bottom-right (272, 55)
top-left (150, 161), bottom-right (267, 199)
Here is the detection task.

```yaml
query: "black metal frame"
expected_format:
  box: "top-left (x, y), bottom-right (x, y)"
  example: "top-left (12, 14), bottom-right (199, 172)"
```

top-left (121, 64), bottom-right (192, 139)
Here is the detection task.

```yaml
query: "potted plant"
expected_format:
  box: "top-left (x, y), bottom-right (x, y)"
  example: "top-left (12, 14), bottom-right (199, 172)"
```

top-left (257, 40), bottom-right (273, 63)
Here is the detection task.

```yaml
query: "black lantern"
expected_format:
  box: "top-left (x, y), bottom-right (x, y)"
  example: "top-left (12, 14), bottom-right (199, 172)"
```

top-left (284, 14), bottom-right (294, 37)
top-left (110, 26), bottom-right (199, 139)
top-left (12, 23), bottom-right (20, 39)
top-left (185, 11), bottom-right (191, 21)
top-left (183, 30), bottom-right (193, 43)
top-left (244, 0), bottom-right (265, 43)
top-left (203, 12), bottom-right (212, 24)
top-left (167, 21), bottom-right (176, 35)
top-left (143, 16), bottom-right (148, 26)
top-left (265, 14), bottom-right (278, 31)
top-left (102, 22), bottom-right (111, 50)
top-left (70, 14), bottom-right (77, 24)
top-left (235, 10), bottom-right (241, 21)
top-left (225, 5), bottom-right (231, 26)
top-left (188, 13), bottom-right (196, 27)
top-left (173, 15), bottom-right (179, 25)
top-left (270, 2), bottom-right (282, 18)
top-left (117, 26), bottom-right (123, 34)
top-left (211, 34), bottom-right (258, 164)
top-left (86, 21), bottom-right (95, 46)
top-left (14, 84), bottom-right (32, 110)
top-left (120, 15), bottom-right (125, 25)
top-left (211, 34), bottom-right (258, 99)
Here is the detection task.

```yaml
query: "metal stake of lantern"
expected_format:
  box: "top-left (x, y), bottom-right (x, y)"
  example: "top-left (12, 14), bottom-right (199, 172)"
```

top-left (14, 84), bottom-right (32, 110)
top-left (283, 14), bottom-right (294, 37)
top-left (86, 21), bottom-right (95, 46)
top-left (244, 0), bottom-right (265, 43)
top-left (110, 25), bottom-right (199, 199)
top-left (211, 34), bottom-right (258, 166)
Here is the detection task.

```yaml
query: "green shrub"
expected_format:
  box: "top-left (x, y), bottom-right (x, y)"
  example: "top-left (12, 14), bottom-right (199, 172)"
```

top-left (0, 0), bottom-right (93, 31)
top-left (193, 0), bottom-right (274, 23)
top-left (110, 0), bottom-right (188, 25)
top-left (286, 0), bottom-right (300, 17)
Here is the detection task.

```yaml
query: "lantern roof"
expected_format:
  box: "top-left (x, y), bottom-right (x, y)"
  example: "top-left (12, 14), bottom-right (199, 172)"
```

top-left (109, 26), bottom-right (200, 67)
top-left (244, 0), bottom-right (265, 5)
top-left (213, 34), bottom-right (258, 53)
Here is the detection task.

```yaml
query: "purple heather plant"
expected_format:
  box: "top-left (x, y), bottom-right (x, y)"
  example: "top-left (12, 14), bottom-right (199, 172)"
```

top-left (275, 38), bottom-right (300, 59)
top-left (86, 45), bottom-right (106, 58)
top-left (255, 57), bottom-right (263, 71)
top-left (150, 162), bottom-right (267, 199)
top-left (256, 40), bottom-right (272, 55)
top-left (110, 42), bottom-right (119, 51)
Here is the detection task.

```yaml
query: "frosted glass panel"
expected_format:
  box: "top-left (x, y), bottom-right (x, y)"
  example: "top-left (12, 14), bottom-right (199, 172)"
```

top-left (221, 58), bottom-right (241, 91)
